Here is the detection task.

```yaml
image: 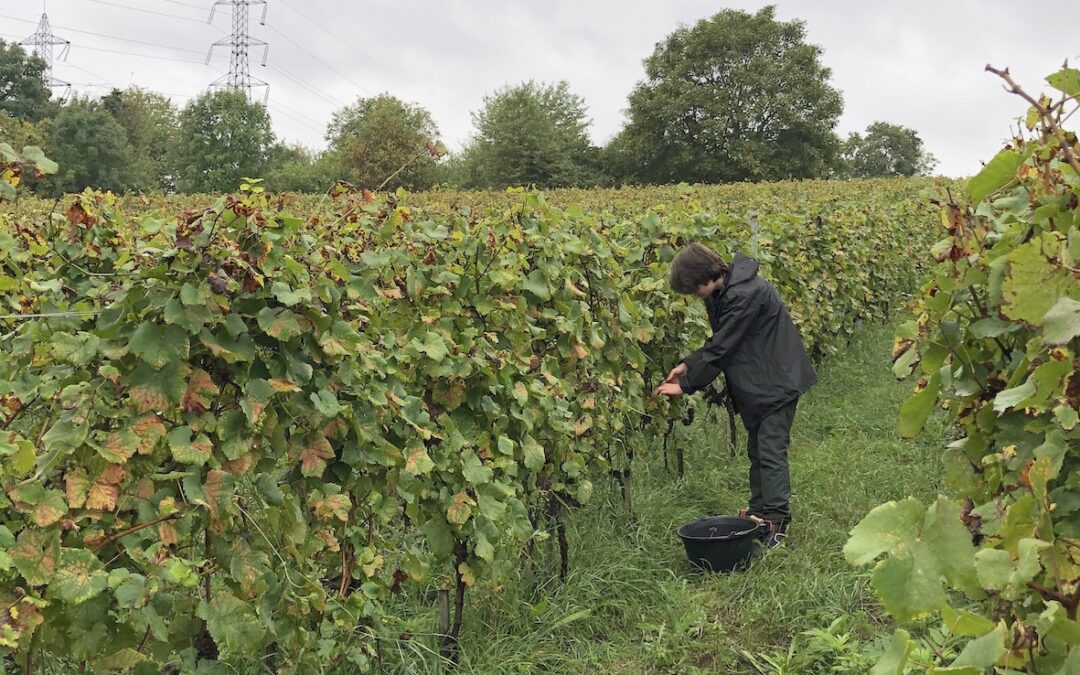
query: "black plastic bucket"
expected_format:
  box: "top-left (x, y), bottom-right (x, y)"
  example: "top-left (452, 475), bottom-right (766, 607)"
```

top-left (677, 516), bottom-right (764, 572)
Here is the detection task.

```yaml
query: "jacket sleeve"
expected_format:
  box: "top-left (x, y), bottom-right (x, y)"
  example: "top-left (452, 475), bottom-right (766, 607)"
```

top-left (678, 288), bottom-right (758, 395)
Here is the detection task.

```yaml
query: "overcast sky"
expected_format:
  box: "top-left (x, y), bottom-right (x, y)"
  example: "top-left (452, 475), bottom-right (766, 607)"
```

top-left (3, 0), bottom-right (1079, 177)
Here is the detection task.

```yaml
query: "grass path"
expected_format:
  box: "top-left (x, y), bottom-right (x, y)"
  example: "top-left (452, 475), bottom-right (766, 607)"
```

top-left (407, 322), bottom-right (951, 674)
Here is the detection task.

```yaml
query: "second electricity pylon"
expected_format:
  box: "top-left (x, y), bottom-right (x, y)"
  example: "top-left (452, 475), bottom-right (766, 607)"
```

top-left (206, 0), bottom-right (270, 103)
top-left (20, 12), bottom-right (72, 101)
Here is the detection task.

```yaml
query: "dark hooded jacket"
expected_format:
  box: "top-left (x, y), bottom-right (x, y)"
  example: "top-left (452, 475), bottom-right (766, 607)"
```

top-left (678, 253), bottom-right (817, 429)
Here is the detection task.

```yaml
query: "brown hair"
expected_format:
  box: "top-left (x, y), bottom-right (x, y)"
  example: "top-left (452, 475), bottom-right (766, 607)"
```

top-left (669, 243), bottom-right (729, 294)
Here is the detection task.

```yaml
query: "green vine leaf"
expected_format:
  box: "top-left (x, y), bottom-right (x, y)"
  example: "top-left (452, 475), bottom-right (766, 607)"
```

top-left (129, 323), bottom-right (190, 369)
top-left (49, 549), bottom-right (107, 605)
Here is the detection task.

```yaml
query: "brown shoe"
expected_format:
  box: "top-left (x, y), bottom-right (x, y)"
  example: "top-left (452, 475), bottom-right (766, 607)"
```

top-left (738, 508), bottom-right (766, 522)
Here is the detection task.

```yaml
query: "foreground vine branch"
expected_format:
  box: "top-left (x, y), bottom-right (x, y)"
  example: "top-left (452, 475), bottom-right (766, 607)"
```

top-left (89, 512), bottom-right (183, 551)
top-left (985, 64), bottom-right (1080, 178)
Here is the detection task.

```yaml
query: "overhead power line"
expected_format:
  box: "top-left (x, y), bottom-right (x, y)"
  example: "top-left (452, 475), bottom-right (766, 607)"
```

top-left (265, 24), bottom-right (373, 98)
top-left (73, 81), bottom-right (198, 100)
top-left (274, 0), bottom-right (450, 107)
top-left (268, 102), bottom-right (323, 134)
top-left (0, 13), bottom-right (218, 57)
top-left (159, 0), bottom-right (212, 11)
top-left (88, 0), bottom-right (227, 29)
top-left (73, 42), bottom-right (222, 66)
top-left (266, 63), bottom-right (345, 108)
top-left (58, 61), bottom-right (206, 100)
top-left (62, 62), bottom-right (118, 88)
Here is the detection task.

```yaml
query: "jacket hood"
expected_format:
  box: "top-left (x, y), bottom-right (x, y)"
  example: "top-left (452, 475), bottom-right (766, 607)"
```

top-left (727, 253), bottom-right (759, 287)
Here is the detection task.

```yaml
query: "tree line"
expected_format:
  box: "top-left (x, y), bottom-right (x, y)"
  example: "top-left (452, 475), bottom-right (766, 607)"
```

top-left (0, 6), bottom-right (936, 196)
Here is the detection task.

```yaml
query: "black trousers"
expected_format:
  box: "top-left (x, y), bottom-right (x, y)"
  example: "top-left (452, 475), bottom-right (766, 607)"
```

top-left (746, 399), bottom-right (797, 523)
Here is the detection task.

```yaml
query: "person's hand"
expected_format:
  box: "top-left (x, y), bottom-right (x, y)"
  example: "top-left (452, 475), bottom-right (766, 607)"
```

top-left (665, 362), bottom-right (688, 384)
top-left (652, 381), bottom-right (683, 397)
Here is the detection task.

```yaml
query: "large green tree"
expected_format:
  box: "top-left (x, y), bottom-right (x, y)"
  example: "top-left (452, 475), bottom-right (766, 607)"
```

top-left (609, 6), bottom-right (843, 184)
top-left (840, 121), bottom-right (937, 177)
top-left (46, 98), bottom-right (136, 196)
top-left (173, 90), bottom-right (275, 193)
top-left (326, 94), bottom-right (439, 191)
top-left (0, 40), bottom-right (55, 123)
top-left (459, 81), bottom-right (602, 189)
top-left (101, 87), bottom-right (179, 191)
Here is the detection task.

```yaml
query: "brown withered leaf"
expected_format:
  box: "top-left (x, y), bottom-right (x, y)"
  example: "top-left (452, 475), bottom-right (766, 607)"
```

top-left (223, 453), bottom-right (256, 477)
top-left (297, 435), bottom-right (334, 478)
top-left (67, 199), bottom-right (95, 227)
top-left (183, 369), bottom-right (219, 415)
top-left (158, 522), bottom-right (178, 546)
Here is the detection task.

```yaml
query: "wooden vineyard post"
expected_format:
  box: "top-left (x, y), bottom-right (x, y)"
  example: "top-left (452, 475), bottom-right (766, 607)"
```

top-left (547, 496), bottom-right (570, 581)
top-left (438, 544), bottom-right (467, 665)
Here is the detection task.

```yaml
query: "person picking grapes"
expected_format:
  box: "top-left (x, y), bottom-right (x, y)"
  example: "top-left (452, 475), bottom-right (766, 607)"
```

top-left (653, 243), bottom-right (816, 548)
